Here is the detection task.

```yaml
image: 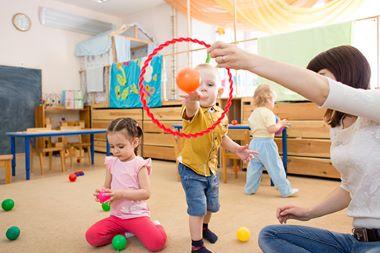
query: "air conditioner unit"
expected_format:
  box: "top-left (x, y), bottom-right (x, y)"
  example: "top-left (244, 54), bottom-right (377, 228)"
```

top-left (39, 7), bottom-right (114, 35)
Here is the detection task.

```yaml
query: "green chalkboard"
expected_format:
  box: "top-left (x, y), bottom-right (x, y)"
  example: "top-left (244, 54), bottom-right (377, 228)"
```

top-left (0, 65), bottom-right (41, 154)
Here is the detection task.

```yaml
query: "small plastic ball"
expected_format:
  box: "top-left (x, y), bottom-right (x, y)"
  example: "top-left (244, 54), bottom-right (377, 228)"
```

top-left (112, 234), bottom-right (127, 251)
top-left (97, 191), bottom-right (111, 203)
top-left (176, 67), bottom-right (201, 93)
top-left (6, 226), bottom-right (20, 241)
top-left (231, 120), bottom-right (238, 125)
top-left (69, 173), bottom-right (77, 182)
top-left (237, 227), bottom-right (251, 242)
top-left (2, 199), bottom-right (15, 211)
top-left (102, 202), bottom-right (111, 212)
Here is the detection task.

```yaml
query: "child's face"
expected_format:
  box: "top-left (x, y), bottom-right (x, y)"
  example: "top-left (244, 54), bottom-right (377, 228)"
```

top-left (267, 96), bottom-right (275, 109)
top-left (107, 132), bottom-right (139, 161)
top-left (196, 67), bottom-right (223, 107)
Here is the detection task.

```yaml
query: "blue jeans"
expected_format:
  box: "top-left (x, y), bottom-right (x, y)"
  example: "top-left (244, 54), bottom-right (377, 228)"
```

top-left (245, 138), bottom-right (293, 196)
top-left (178, 163), bottom-right (220, 216)
top-left (259, 225), bottom-right (380, 253)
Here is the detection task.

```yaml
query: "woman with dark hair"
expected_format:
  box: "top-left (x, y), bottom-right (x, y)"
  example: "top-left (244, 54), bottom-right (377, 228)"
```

top-left (208, 43), bottom-right (380, 252)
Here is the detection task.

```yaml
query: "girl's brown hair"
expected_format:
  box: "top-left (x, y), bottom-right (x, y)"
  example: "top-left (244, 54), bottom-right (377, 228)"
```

top-left (253, 84), bottom-right (276, 107)
top-left (107, 118), bottom-right (143, 155)
top-left (307, 45), bottom-right (371, 127)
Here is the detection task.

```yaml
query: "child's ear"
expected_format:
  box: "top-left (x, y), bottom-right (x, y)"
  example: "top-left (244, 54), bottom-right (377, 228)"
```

top-left (217, 87), bottom-right (224, 97)
top-left (132, 137), bottom-right (140, 148)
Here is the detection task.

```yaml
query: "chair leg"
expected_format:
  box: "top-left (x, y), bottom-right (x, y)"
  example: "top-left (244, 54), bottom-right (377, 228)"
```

top-left (30, 145), bottom-right (34, 172)
top-left (49, 152), bottom-right (53, 170)
top-left (233, 160), bottom-right (239, 179)
top-left (5, 160), bottom-right (11, 184)
top-left (69, 147), bottom-right (74, 168)
top-left (39, 152), bottom-right (44, 175)
top-left (86, 147), bottom-right (91, 166)
top-left (59, 150), bottom-right (65, 172)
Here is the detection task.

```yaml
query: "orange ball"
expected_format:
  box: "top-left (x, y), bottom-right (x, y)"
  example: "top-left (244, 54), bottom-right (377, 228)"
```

top-left (176, 67), bottom-right (201, 93)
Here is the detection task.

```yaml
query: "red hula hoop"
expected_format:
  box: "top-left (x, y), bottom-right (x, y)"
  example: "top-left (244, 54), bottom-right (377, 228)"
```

top-left (138, 37), bottom-right (234, 138)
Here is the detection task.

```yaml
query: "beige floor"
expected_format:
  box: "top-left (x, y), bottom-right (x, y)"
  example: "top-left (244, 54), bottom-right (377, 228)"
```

top-left (0, 153), bottom-right (351, 253)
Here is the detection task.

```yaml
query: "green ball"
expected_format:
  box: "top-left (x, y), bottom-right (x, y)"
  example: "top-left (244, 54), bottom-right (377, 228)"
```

top-left (102, 202), bottom-right (110, 212)
top-left (6, 226), bottom-right (20, 241)
top-left (2, 199), bottom-right (14, 211)
top-left (112, 234), bottom-right (127, 251)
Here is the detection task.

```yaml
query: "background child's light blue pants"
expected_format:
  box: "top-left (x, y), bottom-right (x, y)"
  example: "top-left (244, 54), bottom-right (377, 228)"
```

top-left (245, 138), bottom-right (293, 197)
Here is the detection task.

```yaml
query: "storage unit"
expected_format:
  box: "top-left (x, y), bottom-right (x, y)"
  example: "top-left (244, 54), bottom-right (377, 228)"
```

top-left (240, 97), bottom-right (338, 179)
top-left (142, 102), bottom-right (182, 161)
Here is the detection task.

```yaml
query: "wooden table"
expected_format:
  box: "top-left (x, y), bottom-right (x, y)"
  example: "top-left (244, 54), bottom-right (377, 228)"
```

top-left (6, 129), bottom-right (110, 180)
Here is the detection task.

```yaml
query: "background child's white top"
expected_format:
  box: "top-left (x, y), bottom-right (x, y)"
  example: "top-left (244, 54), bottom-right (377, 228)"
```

top-left (323, 77), bottom-right (380, 228)
top-left (248, 107), bottom-right (276, 138)
top-left (105, 156), bottom-right (152, 219)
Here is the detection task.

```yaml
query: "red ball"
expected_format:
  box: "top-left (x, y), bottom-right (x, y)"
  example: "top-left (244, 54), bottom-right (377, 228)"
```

top-left (69, 173), bottom-right (77, 182)
top-left (231, 120), bottom-right (238, 125)
top-left (176, 67), bottom-right (201, 93)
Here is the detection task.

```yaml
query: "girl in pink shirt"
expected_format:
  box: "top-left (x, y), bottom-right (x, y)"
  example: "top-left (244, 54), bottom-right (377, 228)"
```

top-left (86, 118), bottom-right (167, 252)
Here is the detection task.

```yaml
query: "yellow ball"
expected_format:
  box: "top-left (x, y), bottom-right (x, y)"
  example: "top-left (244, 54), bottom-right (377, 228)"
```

top-left (236, 227), bottom-right (251, 242)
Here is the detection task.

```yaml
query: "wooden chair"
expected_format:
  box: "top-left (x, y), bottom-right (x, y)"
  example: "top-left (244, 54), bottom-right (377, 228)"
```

top-left (27, 127), bottom-right (66, 175)
top-left (60, 124), bottom-right (91, 167)
top-left (0, 154), bottom-right (13, 184)
top-left (221, 128), bottom-right (250, 183)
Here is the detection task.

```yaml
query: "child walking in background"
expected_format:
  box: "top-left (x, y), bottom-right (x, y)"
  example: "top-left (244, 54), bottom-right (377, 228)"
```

top-left (245, 84), bottom-right (298, 197)
top-left (86, 118), bottom-right (166, 252)
top-left (178, 64), bottom-right (256, 253)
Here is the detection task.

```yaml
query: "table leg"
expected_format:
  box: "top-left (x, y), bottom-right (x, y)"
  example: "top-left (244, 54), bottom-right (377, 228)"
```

top-left (10, 136), bottom-right (16, 176)
top-left (25, 137), bottom-right (31, 180)
top-left (90, 134), bottom-right (94, 165)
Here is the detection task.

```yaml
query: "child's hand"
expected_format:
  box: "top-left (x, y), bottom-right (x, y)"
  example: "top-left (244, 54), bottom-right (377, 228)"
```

top-left (103, 189), bottom-right (128, 203)
top-left (280, 119), bottom-right (291, 128)
top-left (235, 145), bottom-right (258, 163)
top-left (93, 187), bottom-right (108, 202)
top-left (179, 90), bottom-right (206, 103)
top-left (276, 205), bottom-right (312, 224)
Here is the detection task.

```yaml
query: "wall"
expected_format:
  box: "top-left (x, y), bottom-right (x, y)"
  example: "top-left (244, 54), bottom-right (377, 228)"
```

top-left (0, 0), bottom-right (122, 94)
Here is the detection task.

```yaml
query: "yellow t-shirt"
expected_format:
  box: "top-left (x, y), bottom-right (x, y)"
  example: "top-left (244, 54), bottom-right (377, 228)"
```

top-left (248, 107), bottom-right (276, 138)
top-left (179, 105), bottom-right (228, 176)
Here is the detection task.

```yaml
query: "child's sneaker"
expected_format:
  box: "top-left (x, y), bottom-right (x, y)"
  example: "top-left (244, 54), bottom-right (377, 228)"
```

top-left (125, 232), bottom-right (135, 238)
top-left (281, 188), bottom-right (299, 198)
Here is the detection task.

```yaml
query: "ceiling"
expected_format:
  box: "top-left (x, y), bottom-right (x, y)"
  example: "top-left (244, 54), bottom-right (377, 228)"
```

top-left (55, 0), bottom-right (165, 17)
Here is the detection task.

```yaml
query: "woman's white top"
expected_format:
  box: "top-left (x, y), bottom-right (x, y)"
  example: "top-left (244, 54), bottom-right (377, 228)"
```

top-left (322, 78), bottom-right (380, 228)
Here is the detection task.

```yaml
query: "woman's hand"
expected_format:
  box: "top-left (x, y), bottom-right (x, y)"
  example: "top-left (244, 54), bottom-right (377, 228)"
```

top-left (208, 42), bottom-right (254, 70)
top-left (277, 205), bottom-right (312, 224)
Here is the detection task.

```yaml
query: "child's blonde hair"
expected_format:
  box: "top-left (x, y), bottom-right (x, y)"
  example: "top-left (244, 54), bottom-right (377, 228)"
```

top-left (253, 84), bottom-right (276, 107)
top-left (195, 63), bottom-right (221, 85)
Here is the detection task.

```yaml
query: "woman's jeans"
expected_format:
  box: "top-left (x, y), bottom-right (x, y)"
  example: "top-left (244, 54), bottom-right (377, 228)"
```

top-left (259, 225), bottom-right (380, 253)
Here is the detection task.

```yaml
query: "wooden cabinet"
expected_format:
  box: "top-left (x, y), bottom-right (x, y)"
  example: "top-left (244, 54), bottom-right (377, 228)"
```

top-left (240, 97), bottom-right (338, 179)
top-left (142, 103), bottom-right (182, 161)
top-left (91, 108), bottom-right (143, 154)
top-left (35, 105), bottom-right (91, 129)
top-left (90, 98), bottom-right (338, 179)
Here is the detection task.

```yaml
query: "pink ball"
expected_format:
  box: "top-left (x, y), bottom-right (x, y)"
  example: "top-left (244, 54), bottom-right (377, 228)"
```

top-left (97, 191), bottom-right (111, 203)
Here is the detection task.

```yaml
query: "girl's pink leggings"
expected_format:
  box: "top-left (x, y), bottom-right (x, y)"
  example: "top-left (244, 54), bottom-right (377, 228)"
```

top-left (86, 215), bottom-right (167, 252)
